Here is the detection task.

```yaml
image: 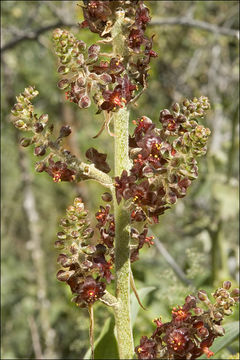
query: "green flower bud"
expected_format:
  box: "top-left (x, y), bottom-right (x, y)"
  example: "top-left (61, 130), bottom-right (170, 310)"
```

top-left (20, 137), bottom-right (32, 147)
top-left (14, 120), bottom-right (27, 129)
top-left (53, 28), bottom-right (63, 40)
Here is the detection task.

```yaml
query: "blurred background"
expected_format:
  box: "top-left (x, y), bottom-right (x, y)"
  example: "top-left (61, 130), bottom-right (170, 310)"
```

top-left (1, 1), bottom-right (239, 359)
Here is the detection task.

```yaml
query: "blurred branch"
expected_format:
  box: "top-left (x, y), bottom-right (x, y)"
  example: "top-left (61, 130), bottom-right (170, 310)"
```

top-left (18, 145), bottom-right (57, 359)
top-left (2, 15), bottom-right (238, 55)
top-left (28, 316), bottom-right (43, 360)
top-left (149, 230), bottom-right (192, 286)
top-left (150, 17), bottom-right (239, 39)
top-left (1, 21), bottom-right (76, 53)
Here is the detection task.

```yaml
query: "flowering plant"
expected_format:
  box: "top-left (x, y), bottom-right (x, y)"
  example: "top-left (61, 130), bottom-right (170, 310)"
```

top-left (10, 1), bottom-right (239, 359)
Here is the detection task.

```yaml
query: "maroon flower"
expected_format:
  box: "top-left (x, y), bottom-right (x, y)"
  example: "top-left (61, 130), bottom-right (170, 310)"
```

top-left (85, 147), bottom-right (111, 173)
top-left (44, 159), bottom-right (76, 182)
top-left (135, 3), bottom-right (151, 29)
top-left (116, 75), bottom-right (137, 103)
top-left (95, 205), bottom-right (112, 227)
top-left (95, 205), bottom-right (115, 248)
top-left (128, 28), bottom-right (146, 52)
top-left (133, 116), bottom-right (155, 140)
top-left (165, 328), bottom-right (189, 353)
top-left (115, 170), bottom-right (136, 204)
top-left (85, 1), bottom-right (111, 22)
top-left (135, 336), bottom-right (157, 359)
top-left (171, 306), bottom-right (191, 324)
top-left (100, 87), bottom-right (126, 112)
top-left (131, 208), bottom-right (147, 222)
top-left (73, 276), bottom-right (106, 306)
top-left (81, 1), bottom-right (112, 35)
top-left (93, 254), bottom-right (113, 283)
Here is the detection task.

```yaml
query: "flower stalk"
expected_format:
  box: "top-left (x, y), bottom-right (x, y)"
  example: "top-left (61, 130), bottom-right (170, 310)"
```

top-left (113, 108), bottom-right (134, 359)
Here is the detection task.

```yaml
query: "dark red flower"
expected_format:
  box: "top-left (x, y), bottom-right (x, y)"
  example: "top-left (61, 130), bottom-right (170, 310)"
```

top-left (128, 28), bottom-right (145, 52)
top-left (95, 205), bottom-right (112, 227)
top-left (93, 254), bottom-right (113, 283)
top-left (131, 208), bottom-right (147, 222)
top-left (85, 147), bottom-right (111, 173)
top-left (100, 87), bottom-right (127, 112)
top-left (133, 116), bottom-right (155, 139)
top-left (135, 336), bottom-right (157, 359)
top-left (165, 328), bottom-right (189, 353)
top-left (116, 75), bottom-right (137, 103)
top-left (86, 1), bottom-right (112, 22)
top-left (81, 1), bottom-right (112, 35)
top-left (44, 159), bottom-right (76, 182)
top-left (115, 170), bottom-right (136, 204)
top-left (95, 205), bottom-right (115, 248)
top-left (73, 276), bottom-right (106, 306)
top-left (135, 3), bottom-right (151, 29)
top-left (172, 306), bottom-right (191, 324)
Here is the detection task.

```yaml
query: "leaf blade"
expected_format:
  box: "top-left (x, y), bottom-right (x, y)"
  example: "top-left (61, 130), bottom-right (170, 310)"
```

top-left (131, 286), bottom-right (156, 327)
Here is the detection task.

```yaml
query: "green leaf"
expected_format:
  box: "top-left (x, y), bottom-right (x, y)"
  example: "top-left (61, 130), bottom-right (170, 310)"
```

top-left (199, 321), bottom-right (239, 359)
top-left (131, 286), bottom-right (156, 327)
top-left (84, 316), bottom-right (119, 359)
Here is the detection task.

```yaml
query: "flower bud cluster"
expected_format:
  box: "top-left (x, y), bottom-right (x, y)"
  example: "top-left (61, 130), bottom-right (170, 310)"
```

top-left (115, 97), bottom-right (211, 223)
top-left (56, 198), bottom-right (114, 307)
top-left (53, 1), bottom-right (157, 121)
top-left (135, 282), bottom-right (239, 359)
top-left (11, 86), bottom-right (79, 183)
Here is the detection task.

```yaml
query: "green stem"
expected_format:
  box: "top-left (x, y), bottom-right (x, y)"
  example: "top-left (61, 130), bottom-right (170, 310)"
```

top-left (110, 11), bottom-right (134, 359)
top-left (113, 107), bottom-right (134, 359)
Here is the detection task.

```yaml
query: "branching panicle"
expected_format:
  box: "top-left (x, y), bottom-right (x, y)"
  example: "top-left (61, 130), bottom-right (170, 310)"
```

top-left (9, 2), bottom-right (238, 360)
top-left (56, 197), bottom-right (115, 307)
top-left (115, 96), bottom-right (211, 223)
top-left (135, 281), bottom-right (239, 359)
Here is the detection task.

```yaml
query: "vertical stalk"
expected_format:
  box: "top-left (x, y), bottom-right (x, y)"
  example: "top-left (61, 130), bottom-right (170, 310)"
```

top-left (113, 107), bottom-right (134, 359)
top-left (110, 10), bottom-right (134, 359)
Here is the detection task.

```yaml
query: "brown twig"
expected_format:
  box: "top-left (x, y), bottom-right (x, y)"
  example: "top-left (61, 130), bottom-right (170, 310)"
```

top-left (1, 16), bottom-right (238, 55)
top-left (150, 17), bottom-right (239, 39)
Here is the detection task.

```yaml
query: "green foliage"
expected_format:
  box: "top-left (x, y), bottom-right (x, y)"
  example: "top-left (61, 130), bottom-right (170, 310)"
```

top-left (84, 316), bottom-right (119, 360)
top-left (131, 286), bottom-right (156, 326)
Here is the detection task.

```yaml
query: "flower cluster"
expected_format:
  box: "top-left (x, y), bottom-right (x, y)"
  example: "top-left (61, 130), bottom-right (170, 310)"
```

top-left (56, 197), bottom-right (114, 307)
top-left (115, 97), bottom-right (211, 223)
top-left (11, 86), bottom-right (79, 181)
top-left (53, 0), bottom-right (157, 132)
top-left (130, 226), bottom-right (154, 263)
top-left (135, 281), bottom-right (239, 359)
top-left (80, 1), bottom-right (140, 37)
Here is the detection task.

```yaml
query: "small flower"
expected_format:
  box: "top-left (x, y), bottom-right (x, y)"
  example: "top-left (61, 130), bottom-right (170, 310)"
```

top-left (135, 336), bottom-right (157, 359)
top-left (165, 328), bottom-right (189, 353)
top-left (115, 170), bottom-right (136, 204)
top-left (128, 28), bottom-right (146, 52)
top-left (73, 276), bottom-right (106, 306)
top-left (172, 306), bottom-right (191, 323)
top-left (44, 159), bottom-right (76, 182)
top-left (85, 147), bottom-right (111, 173)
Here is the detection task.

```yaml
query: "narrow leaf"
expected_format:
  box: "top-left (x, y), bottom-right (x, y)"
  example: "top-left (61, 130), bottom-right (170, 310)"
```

top-left (131, 286), bottom-right (156, 327)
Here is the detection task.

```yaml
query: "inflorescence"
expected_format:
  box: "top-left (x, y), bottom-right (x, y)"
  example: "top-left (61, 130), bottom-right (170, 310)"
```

top-left (135, 281), bottom-right (239, 359)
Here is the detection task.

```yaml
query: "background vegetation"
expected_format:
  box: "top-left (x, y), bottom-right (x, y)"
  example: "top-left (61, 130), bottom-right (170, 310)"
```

top-left (1, 1), bottom-right (239, 359)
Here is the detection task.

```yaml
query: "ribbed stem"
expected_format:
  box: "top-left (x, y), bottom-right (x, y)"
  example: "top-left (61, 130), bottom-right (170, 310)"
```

top-left (113, 108), bottom-right (134, 359)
